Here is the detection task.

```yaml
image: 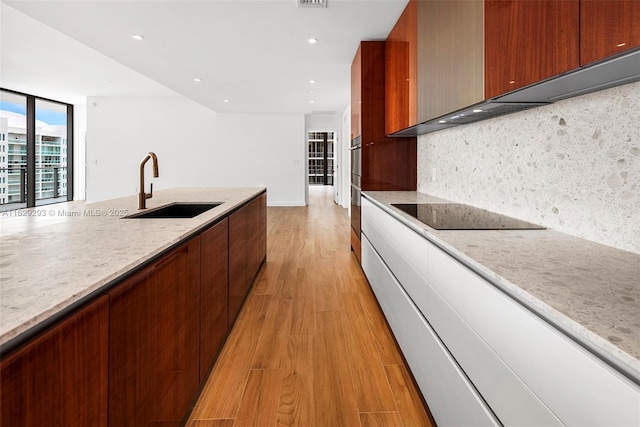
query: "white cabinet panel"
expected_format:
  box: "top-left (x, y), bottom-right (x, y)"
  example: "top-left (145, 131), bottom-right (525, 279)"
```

top-left (362, 197), bottom-right (563, 426)
top-left (428, 246), bottom-right (640, 427)
top-left (424, 277), bottom-right (563, 426)
top-left (362, 197), bottom-right (431, 310)
top-left (362, 235), bottom-right (499, 427)
top-left (361, 196), bottom-right (640, 427)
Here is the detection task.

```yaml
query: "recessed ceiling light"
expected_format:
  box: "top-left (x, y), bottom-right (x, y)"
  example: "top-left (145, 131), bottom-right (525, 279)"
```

top-left (308, 38), bottom-right (318, 44)
top-left (308, 90), bottom-right (315, 93)
top-left (310, 100), bottom-right (315, 104)
top-left (224, 99), bottom-right (230, 103)
top-left (193, 78), bottom-right (202, 82)
top-left (131, 34), bottom-right (144, 40)
top-left (309, 79), bottom-right (316, 84)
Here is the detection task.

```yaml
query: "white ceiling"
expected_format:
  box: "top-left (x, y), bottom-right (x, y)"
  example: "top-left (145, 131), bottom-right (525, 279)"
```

top-left (1, 0), bottom-right (409, 114)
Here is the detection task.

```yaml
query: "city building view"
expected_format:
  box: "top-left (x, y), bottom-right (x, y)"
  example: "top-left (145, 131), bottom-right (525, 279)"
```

top-left (0, 99), bottom-right (68, 208)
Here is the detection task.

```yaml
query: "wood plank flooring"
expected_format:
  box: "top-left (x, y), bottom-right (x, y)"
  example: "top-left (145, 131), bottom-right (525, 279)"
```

top-left (186, 186), bottom-right (435, 427)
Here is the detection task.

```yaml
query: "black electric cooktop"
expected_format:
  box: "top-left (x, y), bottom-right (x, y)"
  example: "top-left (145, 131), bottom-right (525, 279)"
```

top-left (391, 203), bottom-right (545, 230)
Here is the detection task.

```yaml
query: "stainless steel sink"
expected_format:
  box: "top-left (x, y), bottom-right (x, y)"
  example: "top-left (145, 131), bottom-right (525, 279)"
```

top-left (123, 202), bottom-right (222, 219)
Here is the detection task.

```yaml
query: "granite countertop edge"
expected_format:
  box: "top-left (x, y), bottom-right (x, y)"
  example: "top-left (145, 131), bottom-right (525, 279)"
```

top-left (362, 191), bottom-right (640, 382)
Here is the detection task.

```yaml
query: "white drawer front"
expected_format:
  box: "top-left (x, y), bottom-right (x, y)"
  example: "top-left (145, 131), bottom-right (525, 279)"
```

top-left (424, 276), bottom-right (564, 426)
top-left (362, 197), bottom-right (430, 307)
top-left (362, 198), bottom-right (564, 425)
top-left (428, 240), bottom-right (640, 426)
top-left (362, 235), bottom-right (499, 427)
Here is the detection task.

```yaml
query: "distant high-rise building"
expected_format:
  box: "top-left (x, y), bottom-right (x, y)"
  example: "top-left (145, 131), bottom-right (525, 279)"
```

top-left (0, 111), bottom-right (67, 206)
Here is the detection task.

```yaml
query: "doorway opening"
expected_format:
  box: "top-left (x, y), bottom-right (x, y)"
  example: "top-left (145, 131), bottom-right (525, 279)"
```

top-left (307, 131), bottom-right (335, 186)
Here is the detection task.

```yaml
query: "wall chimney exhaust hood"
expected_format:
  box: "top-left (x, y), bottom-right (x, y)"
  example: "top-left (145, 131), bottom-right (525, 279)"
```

top-left (391, 49), bottom-right (640, 137)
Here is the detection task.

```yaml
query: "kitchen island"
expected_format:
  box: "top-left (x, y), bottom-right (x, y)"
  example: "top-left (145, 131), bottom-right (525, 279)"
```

top-left (362, 191), bottom-right (639, 426)
top-left (0, 187), bottom-right (267, 426)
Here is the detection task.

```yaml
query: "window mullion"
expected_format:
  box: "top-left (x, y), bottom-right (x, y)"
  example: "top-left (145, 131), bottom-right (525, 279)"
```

top-left (26, 96), bottom-right (36, 207)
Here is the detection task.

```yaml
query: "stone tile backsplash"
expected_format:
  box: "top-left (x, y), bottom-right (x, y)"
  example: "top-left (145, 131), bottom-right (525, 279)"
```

top-left (417, 81), bottom-right (640, 254)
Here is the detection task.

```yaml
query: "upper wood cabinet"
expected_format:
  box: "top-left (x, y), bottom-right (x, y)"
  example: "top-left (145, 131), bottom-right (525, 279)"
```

top-left (351, 41), bottom-right (386, 143)
top-left (484, 0), bottom-right (580, 99)
top-left (419, 0), bottom-right (485, 122)
top-left (1, 296), bottom-right (109, 427)
top-left (351, 46), bottom-right (362, 140)
top-left (385, 0), bottom-right (417, 135)
top-left (580, 0), bottom-right (640, 65)
top-left (351, 41), bottom-right (416, 191)
top-left (385, 0), bottom-right (485, 129)
top-left (385, 0), bottom-right (583, 131)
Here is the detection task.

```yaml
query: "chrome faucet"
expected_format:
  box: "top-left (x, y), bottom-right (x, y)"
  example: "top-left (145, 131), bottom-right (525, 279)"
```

top-left (138, 152), bottom-right (159, 209)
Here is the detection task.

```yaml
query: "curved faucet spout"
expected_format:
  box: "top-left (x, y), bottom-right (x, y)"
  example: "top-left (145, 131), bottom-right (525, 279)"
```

top-left (139, 152), bottom-right (159, 209)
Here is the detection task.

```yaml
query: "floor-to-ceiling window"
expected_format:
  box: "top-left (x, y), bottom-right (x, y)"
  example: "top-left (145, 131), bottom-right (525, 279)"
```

top-left (0, 88), bottom-right (73, 210)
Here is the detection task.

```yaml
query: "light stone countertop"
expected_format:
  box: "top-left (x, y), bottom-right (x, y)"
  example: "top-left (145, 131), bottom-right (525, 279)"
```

top-left (364, 191), bottom-right (640, 382)
top-left (0, 187), bottom-right (265, 348)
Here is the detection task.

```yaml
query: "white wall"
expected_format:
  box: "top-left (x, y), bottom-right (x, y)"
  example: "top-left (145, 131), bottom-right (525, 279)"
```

top-left (86, 96), bottom-right (306, 206)
top-left (418, 81), bottom-right (640, 254)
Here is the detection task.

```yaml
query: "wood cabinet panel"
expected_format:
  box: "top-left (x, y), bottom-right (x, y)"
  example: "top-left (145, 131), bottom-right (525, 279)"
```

top-left (359, 41), bottom-right (387, 145)
top-left (362, 137), bottom-right (416, 192)
top-left (580, 0), bottom-right (640, 65)
top-left (351, 40), bottom-right (416, 261)
top-left (1, 295), bottom-right (109, 427)
top-left (385, 0), bottom-right (417, 134)
top-left (352, 40), bottom-right (416, 191)
top-left (200, 218), bottom-right (229, 383)
top-left (351, 227), bottom-right (362, 263)
top-left (246, 197), bottom-right (261, 280)
top-left (229, 194), bottom-right (266, 324)
top-left (257, 193), bottom-right (267, 267)
top-left (419, 0), bottom-right (484, 122)
top-left (108, 238), bottom-right (201, 427)
top-left (485, 0), bottom-right (580, 99)
top-left (351, 46), bottom-right (362, 140)
top-left (229, 203), bottom-right (249, 323)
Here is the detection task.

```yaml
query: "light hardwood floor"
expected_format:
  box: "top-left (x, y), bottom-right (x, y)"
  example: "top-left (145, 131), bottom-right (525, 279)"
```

top-left (186, 186), bottom-right (435, 427)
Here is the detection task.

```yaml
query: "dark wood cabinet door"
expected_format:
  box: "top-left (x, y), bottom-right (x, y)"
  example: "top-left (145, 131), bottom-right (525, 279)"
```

top-left (485, 0), bottom-right (580, 99)
top-left (360, 41), bottom-right (387, 144)
top-left (200, 218), bottom-right (229, 382)
top-left (580, 0), bottom-right (640, 65)
top-left (246, 196), bottom-right (261, 281)
top-left (1, 295), bottom-right (109, 427)
top-left (385, 0), bottom-right (417, 134)
top-left (351, 45), bottom-right (362, 140)
top-left (352, 41), bottom-right (385, 142)
top-left (108, 238), bottom-right (201, 427)
top-left (229, 203), bottom-right (248, 324)
top-left (228, 194), bottom-right (266, 325)
top-left (258, 193), bottom-right (267, 267)
top-left (362, 137), bottom-right (417, 192)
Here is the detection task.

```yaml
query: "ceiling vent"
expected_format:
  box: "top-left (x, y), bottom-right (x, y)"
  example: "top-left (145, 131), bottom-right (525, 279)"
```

top-left (297, 0), bottom-right (327, 8)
